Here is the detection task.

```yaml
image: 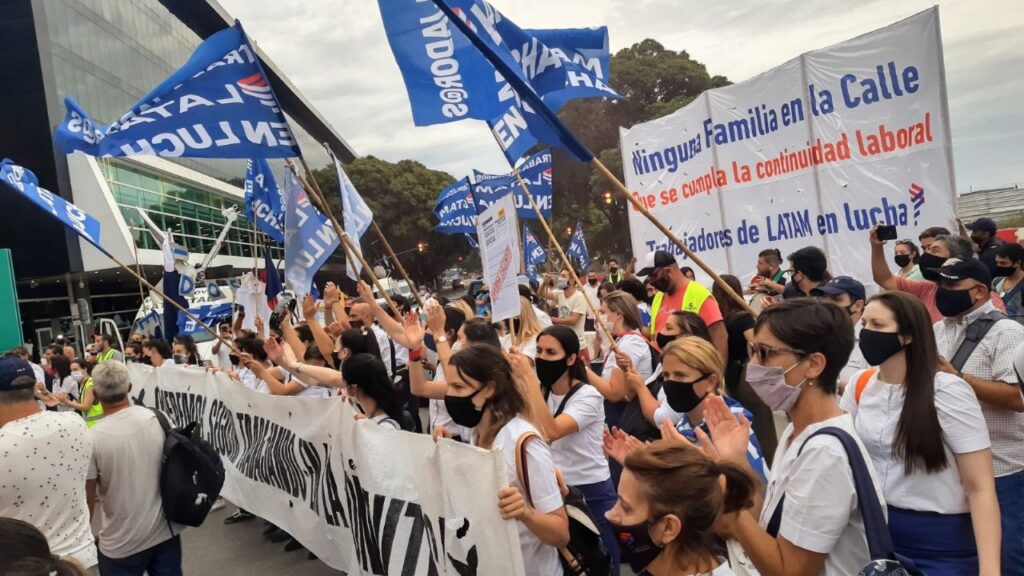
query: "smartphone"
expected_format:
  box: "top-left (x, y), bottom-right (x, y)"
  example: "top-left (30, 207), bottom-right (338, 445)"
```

top-left (876, 225), bottom-right (898, 241)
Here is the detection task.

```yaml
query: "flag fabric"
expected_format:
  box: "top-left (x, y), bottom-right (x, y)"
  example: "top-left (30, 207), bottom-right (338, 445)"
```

top-left (0, 158), bottom-right (104, 252)
top-left (54, 22), bottom-right (300, 159)
top-left (336, 156), bottom-right (374, 281)
top-left (133, 309), bottom-right (162, 338)
top-left (160, 230), bottom-right (189, 341)
top-left (378, 0), bottom-right (615, 163)
top-left (471, 149), bottom-right (552, 219)
top-left (420, 1), bottom-right (618, 163)
top-left (283, 170), bottom-right (339, 297)
top-left (464, 233), bottom-right (480, 250)
top-left (566, 221), bottom-right (590, 270)
top-left (245, 159), bottom-right (285, 243)
top-left (434, 177), bottom-right (478, 234)
top-left (263, 244), bottom-right (283, 308)
top-left (177, 302), bottom-right (233, 338)
top-left (523, 225), bottom-right (546, 281)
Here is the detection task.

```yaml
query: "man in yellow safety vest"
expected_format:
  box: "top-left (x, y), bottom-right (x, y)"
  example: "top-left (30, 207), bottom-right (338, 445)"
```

top-left (95, 334), bottom-right (124, 364)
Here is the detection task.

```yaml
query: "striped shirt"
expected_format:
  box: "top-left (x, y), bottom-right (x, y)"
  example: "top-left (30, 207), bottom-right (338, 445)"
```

top-left (674, 395), bottom-right (769, 483)
top-left (933, 301), bottom-right (1024, 476)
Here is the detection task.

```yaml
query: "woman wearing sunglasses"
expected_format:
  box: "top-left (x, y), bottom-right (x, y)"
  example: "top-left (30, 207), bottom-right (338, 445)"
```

top-left (698, 298), bottom-right (886, 576)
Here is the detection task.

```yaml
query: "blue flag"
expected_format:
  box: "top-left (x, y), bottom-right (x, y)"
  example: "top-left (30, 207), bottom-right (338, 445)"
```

top-left (523, 226), bottom-right (546, 281)
top-left (425, 0), bottom-right (618, 162)
top-left (244, 159), bottom-right (285, 243)
top-left (434, 177), bottom-right (478, 234)
top-left (471, 149), bottom-right (552, 219)
top-left (54, 22), bottom-right (300, 159)
top-left (567, 221), bottom-right (590, 270)
top-left (177, 302), bottom-right (233, 337)
top-left (283, 170), bottom-right (339, 297)
top-left (0, 159), bottom-right (105, 252)
top-left (263, 244), bottom-right (283, 307)
top-left (336, 156), bottom-right (374, 281)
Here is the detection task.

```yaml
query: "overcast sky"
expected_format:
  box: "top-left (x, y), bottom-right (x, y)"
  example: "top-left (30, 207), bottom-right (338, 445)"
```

top-left (219, 0), bottom-right (1023, 194)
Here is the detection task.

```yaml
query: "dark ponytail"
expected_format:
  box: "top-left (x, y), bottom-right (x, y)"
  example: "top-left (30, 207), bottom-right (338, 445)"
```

top-left (711, 461), bottom-right (757, 513)
top-left (0, 517), bottom-right (87, 575)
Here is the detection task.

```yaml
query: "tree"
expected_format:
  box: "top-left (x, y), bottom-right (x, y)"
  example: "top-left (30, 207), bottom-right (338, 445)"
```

top-left (551, 39), bottom-right (730, 263)
top-left (310, 156), bottom-right (470, 288)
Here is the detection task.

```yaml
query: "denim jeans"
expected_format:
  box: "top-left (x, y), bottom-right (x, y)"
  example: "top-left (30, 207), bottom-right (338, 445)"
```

top-left (98, 536), bottom-right (182, 576)
top-left (575, 478), bottom-right (621, 576)
top-left (996, 470), bottom-right (1024, 576)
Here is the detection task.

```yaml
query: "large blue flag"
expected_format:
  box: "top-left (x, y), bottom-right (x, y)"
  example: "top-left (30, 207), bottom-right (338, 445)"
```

top-left (177, 302), bottom-right (233, 338)
top-left (283, 170), bottom-right (339, 296)
top-left (523, 225), bottom-right (546, 281)
top-left (244, 159), bottom-right (285, 243)
top-left (0, 159), bottom-right (104, 252)
top-left (434, 177), bottom-right (478, 234)
top-left (336, 156), bottom-right (374, 281)
top-left (471, 149), bottom-right (552, 219)
top-left (425, 1), bottom-right (618, 162)
top-left (567, 221), bottom-right (590, 270)
top-left (54, 22), bottom-right (300, 159)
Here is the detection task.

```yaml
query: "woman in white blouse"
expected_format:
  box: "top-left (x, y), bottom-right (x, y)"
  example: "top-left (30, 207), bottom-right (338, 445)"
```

top-left (841, 291), bottom-right (1000, 575)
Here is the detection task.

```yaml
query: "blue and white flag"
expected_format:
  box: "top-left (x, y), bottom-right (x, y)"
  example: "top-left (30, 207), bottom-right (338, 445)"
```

top-left (54, 22), bottom-right (300, 159)
top-left (471, 149), bottom-right (552, 219)
top-left (177, 302), bottom-right (233, 337)
top-left (244, 159), bottom-right (285, 243)
top-left (434, 177), bottom-right (478, 234)
top-left (283, 170), bottom-right (339, 297)
top-left (336, 156), bottom-right (374, 281)
top-left (523, 226), bottom-right (546, 281)
top-left (566, 221), bottom-right (590, 270)
top-left (0, 158), bottom-right (104, 252)
top-left (378, 0), bottom-right (615, 163)
top-left (133, 309), bottom-right (162, 338)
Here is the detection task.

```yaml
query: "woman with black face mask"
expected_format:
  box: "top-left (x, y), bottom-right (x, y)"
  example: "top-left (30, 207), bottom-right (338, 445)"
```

top-left (894, 240), bottom-right (924, 280)
top-left (443, 344), bottom-right (569, 575)
top-left (605, 442), bottom-right (756, 576)
top-left (530, 325), bottom-right (619, 574)
top-left (842, 292), bottom-right (1000, 575)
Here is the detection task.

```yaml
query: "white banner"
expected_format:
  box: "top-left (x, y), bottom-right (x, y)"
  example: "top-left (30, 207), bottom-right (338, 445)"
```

top-left (127, 364), bottom-right (525, 576)
top-left (478, 193), bottom-right (522, 323)
top-left (621, 7), bottom-right (956, 287)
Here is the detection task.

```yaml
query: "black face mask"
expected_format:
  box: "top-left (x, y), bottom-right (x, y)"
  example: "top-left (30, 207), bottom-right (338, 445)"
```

top-left (894, 254), bottom-right (912, 268)
top-left (655, 332), bottom-right (676, 350)
top-left (996, 266), bottom-right (1017, 278)
top-left (918, 252), bottom-right (947, 271)
top-left (970, 233), bottom-right (986, 247)
top-left (349, 320), bottom-right (364, 330)
top-left (535, 357), bottom-right (569, 389)
top-left (444, 386), bottom-right (486, 429)
top-left (662, 376), bottom-right (709, 413)
top-left (935, 286), bottom-right (976, 318)
top-left (609, 267), bottom-right (619, 274)
top-left (588, 279), bottom-right (598, 286)
top-left (607, 518), bottom-right (663, 573)
top-left (650, 275), bottom-right (673, 294)
top-left (858, 329), bottom-right (905, 366)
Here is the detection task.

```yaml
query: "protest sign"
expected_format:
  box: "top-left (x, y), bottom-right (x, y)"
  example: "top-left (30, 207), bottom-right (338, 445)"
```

top-left (477, 194), bottom-right (521, 323)
top-left (127, 364), bottom-right (524, 575)
top-left (472, 150), bottom-right (553, 219)
top-left (245, 159), bottom-right (285, 243)
top-left (621, 8), bottom-right (955, 287)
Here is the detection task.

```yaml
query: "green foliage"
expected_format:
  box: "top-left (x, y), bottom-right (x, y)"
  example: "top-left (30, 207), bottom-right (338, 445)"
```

top-left (551, 39), bottom-right (729, 262)
top-left (310, 156), bottom-right (471, 286)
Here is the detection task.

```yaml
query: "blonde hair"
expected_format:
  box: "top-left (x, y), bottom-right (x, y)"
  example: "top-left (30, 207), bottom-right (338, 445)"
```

top-left (450, 299), bottom-right (475, 320)
top-left (602, 290), bottom-right (642, 331)
top-left (514, 296), bottom-right (543, 344)
top-left (661, 337), bottom-right (724, 391)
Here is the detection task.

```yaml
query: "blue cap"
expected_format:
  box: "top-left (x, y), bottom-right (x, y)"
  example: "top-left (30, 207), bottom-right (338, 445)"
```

top-left (965, 218), bottom-right (997, 235)
top-left (0, 357), bottom-right (35, 391)
top-left (811, 276), bottom-right (866, 303)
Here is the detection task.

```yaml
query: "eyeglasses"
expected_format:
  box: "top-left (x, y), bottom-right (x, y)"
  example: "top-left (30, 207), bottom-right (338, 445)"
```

top-left (747, 342), bottom-right (807, 364)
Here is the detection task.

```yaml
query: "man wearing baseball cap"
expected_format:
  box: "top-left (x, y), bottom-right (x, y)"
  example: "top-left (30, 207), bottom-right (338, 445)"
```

top-left (811, 276), bottom-right (869, 387)
top-left (928, 257), bottom-right (1024, 568)
top-left (0, 356), bottom-right (98, 573)
top-left (965, 217), bottom-right (1006, 277)
top-left (637, 249), bottom-right (726, 360)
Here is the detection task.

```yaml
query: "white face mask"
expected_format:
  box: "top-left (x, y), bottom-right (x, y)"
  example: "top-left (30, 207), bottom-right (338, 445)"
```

top-left (71, 371), bottom-right (84, 382)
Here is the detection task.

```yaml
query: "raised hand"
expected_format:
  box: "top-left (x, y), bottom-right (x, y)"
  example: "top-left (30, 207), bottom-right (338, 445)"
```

top-left (302, 294), bottom-right (319, 320)
top-left (403, 312), bottom-right (425, 349)
top-left (325, 321), bottom-right (345, 338)
top-left (323, 281), bottom-right (340, 305)
top-left (699, 395), bottom-right (752, 465)
top-left (425, 300), bottom-right (446, 336)
top-left (602, 427), bottom-right (642, 465)
top-left (264, 337), bottom-right (284, 365)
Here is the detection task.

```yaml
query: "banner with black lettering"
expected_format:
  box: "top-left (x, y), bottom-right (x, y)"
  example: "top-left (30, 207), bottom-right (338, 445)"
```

top-left (128, 364), bottom-right (525, 576)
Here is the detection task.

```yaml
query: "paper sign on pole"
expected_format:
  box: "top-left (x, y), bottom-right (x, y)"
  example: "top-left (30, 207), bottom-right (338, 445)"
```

top-left (477, 194), bottom-right (521, 323)
top-left (621, 8), bottom-right (955, 287)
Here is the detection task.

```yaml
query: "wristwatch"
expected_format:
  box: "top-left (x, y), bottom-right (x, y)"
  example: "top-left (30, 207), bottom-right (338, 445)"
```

top-left (436, 335), bottom-right (448, 343)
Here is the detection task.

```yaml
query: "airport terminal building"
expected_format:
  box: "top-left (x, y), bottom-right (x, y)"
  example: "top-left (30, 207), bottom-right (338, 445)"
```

top-left (0, 0), bottom-right (354, 348)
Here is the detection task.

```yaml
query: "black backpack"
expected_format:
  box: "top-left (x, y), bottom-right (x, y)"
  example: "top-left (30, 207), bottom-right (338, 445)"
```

top-left (150, 409), bottom-right (225, 527)
top-left (617, 378), bottom-right (663, 442)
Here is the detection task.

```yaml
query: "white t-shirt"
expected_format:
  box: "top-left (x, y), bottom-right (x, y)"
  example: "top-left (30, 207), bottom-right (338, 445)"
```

top-left (533, 305), bottom-right (553, 328)
top-left (601, 332), bottom-right (653, 384)
top-left (838, 324), bottom-right (869, 390)
top-left (293, 374), bottom-right (334, 398)
top-left (546, 384), bottom-right (610, 486)
top-left (56, 375), bottom-right (80, 412)
top-left (582, 282), bottom-right (600, 318)
top-left (840, 370), bottom-right (990, 514)
top-left (553, 289), bottom-right (588, 349)
top-left (759, 413), bottom-right (884, 576)
top-left (371, 324), bottom-right (408, 377)
top-left (488, 416), bottom-right (563, 576)
top-left (370, 413), bottom-right (402, 430)
top-left (216, 343), bottom-right (233, 372)
top-left (89, 406), bottom-right (180, 558)
top-left (0, 411), bottom-right (97, 568)
top-left (500, 334), bottom-right (538, 360)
